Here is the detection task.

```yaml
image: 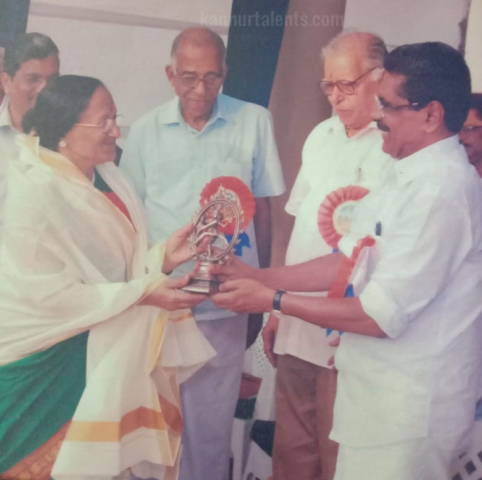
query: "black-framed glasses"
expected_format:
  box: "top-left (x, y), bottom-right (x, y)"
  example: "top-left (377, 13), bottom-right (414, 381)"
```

top-left (176, 70), bottom-right (224, 89)
top-left (318, 66), bottom-right (379, 96)
top-left (460, 125), bottom-right (482, 134)
top-left (75, 114), bottom-right (123, 133)
top-left (376, 96), bottom-right (420, 112)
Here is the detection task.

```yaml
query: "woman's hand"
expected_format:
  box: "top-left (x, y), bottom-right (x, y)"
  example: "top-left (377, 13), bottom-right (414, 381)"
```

top-left (163, 223), bottom-right (195, 274)
top-left (211, 279), bottom-right (274, 314)
top-left (142, 274), bottom-right (207, 310)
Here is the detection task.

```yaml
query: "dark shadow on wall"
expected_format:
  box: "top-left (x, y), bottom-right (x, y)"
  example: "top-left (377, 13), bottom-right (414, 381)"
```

top-left (223, 0), bottom-right (291, 108)
top-left (0, 0), bottom-right (30, 48)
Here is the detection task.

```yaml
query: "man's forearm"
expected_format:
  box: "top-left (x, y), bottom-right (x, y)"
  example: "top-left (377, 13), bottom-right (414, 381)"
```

top-left (253, 252), bottom-right (342, 292)
top-left (281, 294), bottom-right (386, 338)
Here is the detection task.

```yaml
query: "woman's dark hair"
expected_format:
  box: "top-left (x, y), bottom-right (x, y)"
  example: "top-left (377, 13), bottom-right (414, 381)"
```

top-left (22, 75), bottom-right (104, 151)
top-left (384, 42), bottom-right (471, 133)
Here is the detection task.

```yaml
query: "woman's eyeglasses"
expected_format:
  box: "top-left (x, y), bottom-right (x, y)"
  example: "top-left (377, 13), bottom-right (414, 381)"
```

top-left (75, 114), bottom-right (123, 133)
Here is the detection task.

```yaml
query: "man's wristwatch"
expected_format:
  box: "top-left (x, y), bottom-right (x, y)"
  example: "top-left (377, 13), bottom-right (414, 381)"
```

top-left (272, 290), bottom-right (286, 316)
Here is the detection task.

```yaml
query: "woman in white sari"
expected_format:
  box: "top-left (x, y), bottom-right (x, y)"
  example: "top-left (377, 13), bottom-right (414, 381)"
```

top-left (0, 75), bottom-right (214, 480)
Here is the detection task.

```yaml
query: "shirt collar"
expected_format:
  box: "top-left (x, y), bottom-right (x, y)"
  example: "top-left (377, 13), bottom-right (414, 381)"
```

top-left (394, 135), bottom-right (462, 186)
top-left (332, 115), bottom-right (379, 139)
top-left (0, 96), bottom-right (13, 129)
top-left (161, 94), bottom-right (232, 129)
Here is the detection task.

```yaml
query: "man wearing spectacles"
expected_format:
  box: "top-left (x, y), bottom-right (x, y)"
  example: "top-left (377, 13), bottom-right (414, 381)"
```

top-left (211, 41), bottom-right (482, 480)
top-left (120, 27), bottom-right (285, 480)
top-left (258, 31), bottom-right (393, 480)
top-left (0, 32), bottom-right (59, 242)
top-left (459, 93), bottom-right (482, 178)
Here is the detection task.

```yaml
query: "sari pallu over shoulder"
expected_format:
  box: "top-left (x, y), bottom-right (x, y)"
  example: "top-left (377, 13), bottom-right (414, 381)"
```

top-left (0, 136), bottom-right (215, 480)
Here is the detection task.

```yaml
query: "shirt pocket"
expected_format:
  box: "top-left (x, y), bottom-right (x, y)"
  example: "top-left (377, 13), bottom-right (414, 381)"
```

top-left (208, 155), bottom-right (253, 190)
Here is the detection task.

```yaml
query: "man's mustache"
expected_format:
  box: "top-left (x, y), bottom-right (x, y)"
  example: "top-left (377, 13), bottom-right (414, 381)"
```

top-left (377, 120), bottom-right (390, 133)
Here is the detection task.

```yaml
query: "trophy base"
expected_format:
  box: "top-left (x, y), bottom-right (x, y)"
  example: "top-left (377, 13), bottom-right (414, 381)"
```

top-left (181, 278), bottom-right (221, 295)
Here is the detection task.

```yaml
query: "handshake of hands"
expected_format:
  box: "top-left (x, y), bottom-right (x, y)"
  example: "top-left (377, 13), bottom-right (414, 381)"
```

top-left (142, 223), bottom-right (277, 315)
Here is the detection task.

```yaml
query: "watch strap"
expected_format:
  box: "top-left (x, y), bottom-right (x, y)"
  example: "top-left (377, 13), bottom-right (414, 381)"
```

top-left (272, 289), bottom-right (286, 313)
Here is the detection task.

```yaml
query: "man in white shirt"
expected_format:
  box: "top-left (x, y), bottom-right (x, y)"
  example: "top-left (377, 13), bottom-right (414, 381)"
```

top-left (0, 32), bottom-right (59, 240)
top-left (460, 93), bottom-right (482, 178)
top-left (0, 33), bottom-right (59, 154)
top-left (212, 41), bottom-right (482, 480)
top-left (260, 31), bottom-right (392, 480)
top-left (120, 27), bottom-right (285, 480)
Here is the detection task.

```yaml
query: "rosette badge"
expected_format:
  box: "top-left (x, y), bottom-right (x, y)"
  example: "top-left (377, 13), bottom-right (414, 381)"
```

top-left (318, 185), bottom-right (369, 248)
top-left (182, 176), bottom-right (256, 294)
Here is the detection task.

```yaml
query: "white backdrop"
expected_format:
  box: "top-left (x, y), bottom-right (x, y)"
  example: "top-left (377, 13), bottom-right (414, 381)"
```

top-left (466, 0), bottom-right (482, 92)
top-left (27, 0), bottom-right (232, 143)
top-left (343, 0), bottom-right (471, 49)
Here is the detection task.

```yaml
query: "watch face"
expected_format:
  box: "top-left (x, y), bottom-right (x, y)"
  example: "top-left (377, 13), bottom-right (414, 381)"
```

top-left (272, 290), bottom-right (286, 314)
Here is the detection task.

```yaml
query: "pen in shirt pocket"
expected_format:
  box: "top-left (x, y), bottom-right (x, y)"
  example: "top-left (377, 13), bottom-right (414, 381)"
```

top-left (375, 221), bottom-right (382, 236)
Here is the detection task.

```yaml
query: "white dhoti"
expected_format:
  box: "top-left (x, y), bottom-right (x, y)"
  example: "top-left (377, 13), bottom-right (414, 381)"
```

top-left (335, 434), bottom-right (461, 480)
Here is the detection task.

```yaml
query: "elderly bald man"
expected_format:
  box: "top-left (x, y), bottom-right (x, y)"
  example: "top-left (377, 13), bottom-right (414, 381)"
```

top-left (259, 31), bottom-right (393, 480)
top-left (120, 27), bottom-right (285, 480)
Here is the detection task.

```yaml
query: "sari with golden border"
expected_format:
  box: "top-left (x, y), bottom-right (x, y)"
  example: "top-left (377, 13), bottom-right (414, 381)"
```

top-left (0, 136), bottom-right (214, 480)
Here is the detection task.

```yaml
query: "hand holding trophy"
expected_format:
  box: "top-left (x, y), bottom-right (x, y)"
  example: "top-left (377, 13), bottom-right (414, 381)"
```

top-left (182, 177), bottom-right (255, 295)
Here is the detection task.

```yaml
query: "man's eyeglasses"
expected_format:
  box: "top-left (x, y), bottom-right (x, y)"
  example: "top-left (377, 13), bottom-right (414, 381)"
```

top-left (460, 125), bottom-right (482, 134)
top-left (318, 66), bottom-right (379, 96)
top-left (75, 114), bottom-right (123, 133)
top-left (376, 97), bottom-right (420, 112)
top-left (176, 70), bottom-right (224, 89)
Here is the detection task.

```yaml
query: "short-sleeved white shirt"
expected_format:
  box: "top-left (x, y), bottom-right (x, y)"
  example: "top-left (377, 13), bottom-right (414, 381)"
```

top-left (331, 136), bottom-right (482, 448)
top-left (274, 116), bottom-right (393, 367)
top-left (120, 94), bottom-right (286, 320)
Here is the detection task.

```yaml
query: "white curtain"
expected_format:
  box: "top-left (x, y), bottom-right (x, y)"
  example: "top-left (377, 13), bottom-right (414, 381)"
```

top-left (466, 0), bottom-right (482, 92)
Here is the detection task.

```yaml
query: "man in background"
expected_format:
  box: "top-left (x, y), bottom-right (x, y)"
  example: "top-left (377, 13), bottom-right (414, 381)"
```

top-left (262, 31), bottom-right (393, 480)
top-left (120, 27), bottom-right (285, 480)
top-left (0, 32), bottom-right (59, 241)
top-left (460, 93), bottom-right (482, 178)
top-left (0, 32), bottom-right (59, 158)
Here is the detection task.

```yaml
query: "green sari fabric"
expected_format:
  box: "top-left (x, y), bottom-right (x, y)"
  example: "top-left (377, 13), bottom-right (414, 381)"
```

top-left (0, 332), bottom-right (88, 473)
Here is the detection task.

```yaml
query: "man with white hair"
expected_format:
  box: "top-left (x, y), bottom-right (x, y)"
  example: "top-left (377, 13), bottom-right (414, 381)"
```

top-left (261, 31), bottom-right (393, 480)
top-left (120, 27), bottom-right (285, 480)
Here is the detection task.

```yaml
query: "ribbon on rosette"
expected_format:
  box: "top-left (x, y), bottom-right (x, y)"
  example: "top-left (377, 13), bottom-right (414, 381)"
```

top-left (318, 185), bottom-right (374, 336)
top-left (328, 236), bottom-right (375, 299)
